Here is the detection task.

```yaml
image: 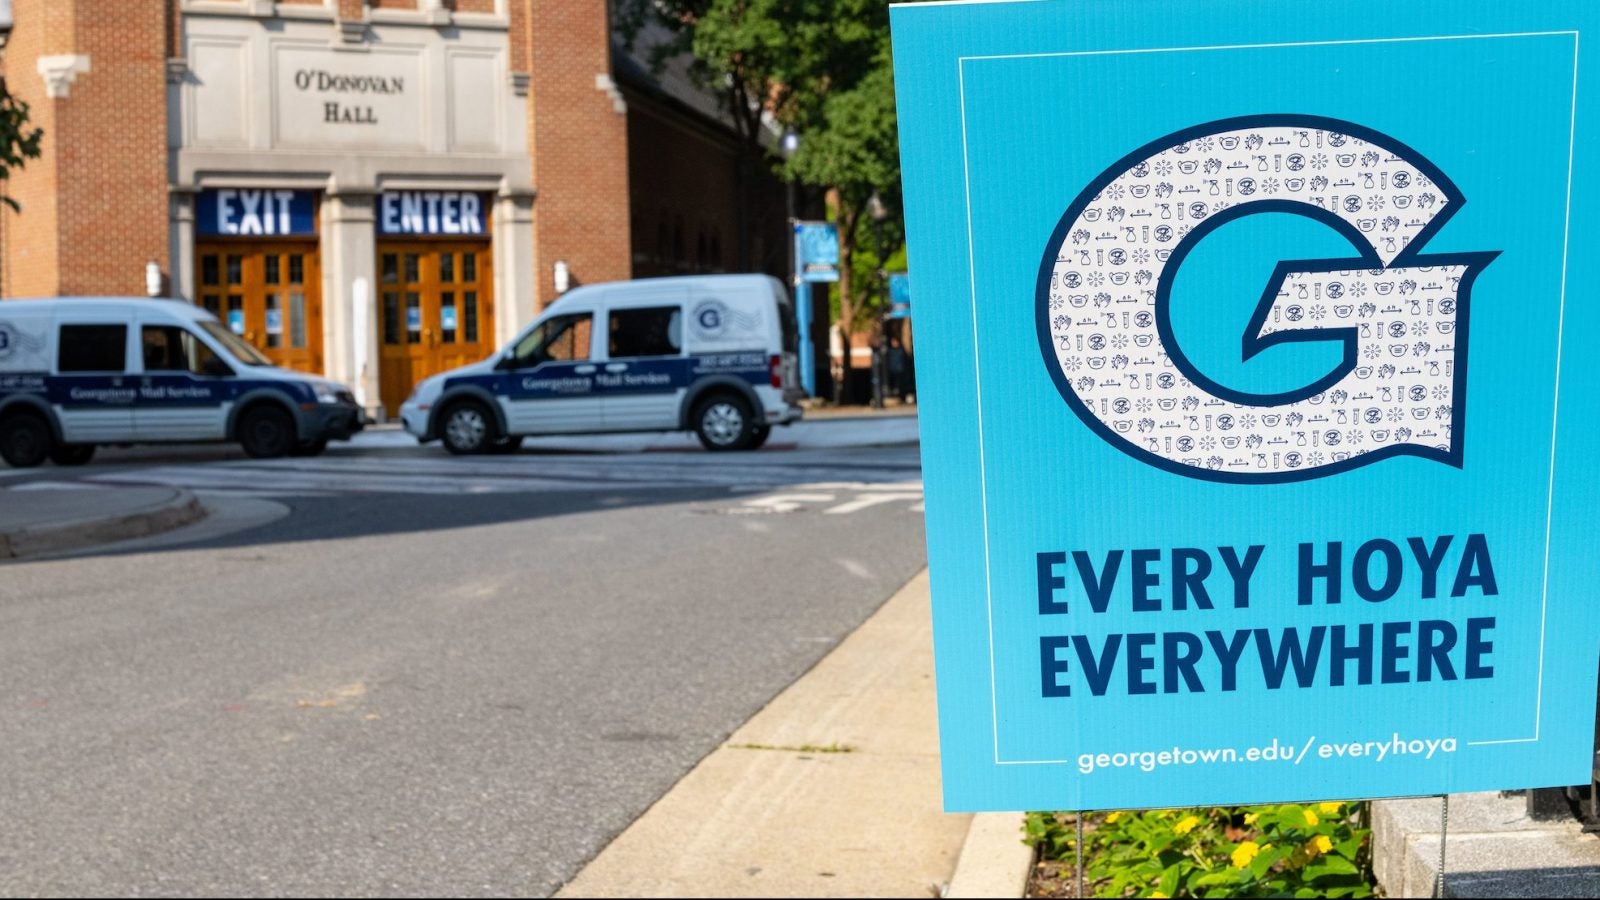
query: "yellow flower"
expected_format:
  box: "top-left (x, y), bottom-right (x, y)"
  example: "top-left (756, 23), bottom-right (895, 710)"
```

top-left (1302, 808), bottom-right (1320, 826)
top-left (1319, 802), bottom-right (1343, 815)
top-left (1173, 814), bottom-right (1201, 835)
top-left (1243, 812), bottom-right (1260, 826)
top-left (1151, 893), bottom-right (1170, 899)
top-left (1308, 834), bottom-right (1334, 856)
top-left (1105, 811), bottom-right (1123, 824)
top-left (1231, 841), bottom-right (1261, 868)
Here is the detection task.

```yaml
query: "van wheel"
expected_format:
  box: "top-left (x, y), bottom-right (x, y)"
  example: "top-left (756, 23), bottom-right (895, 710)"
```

top-left (48, 444), bottom-right (96, 466)
top-left (441, 401), bottom-right (494, 455)
top-left (238, 406), bottom-right (295, 459)
top-left (693, 394), bottom-right (754, 452)
top-left (0, 413), bottom-right (51, 468)
top-left (747, 425), bottom-right (771, 451)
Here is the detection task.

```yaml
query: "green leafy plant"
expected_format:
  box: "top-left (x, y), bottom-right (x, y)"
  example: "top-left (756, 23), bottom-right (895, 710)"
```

top-left (1024, 803), bottom-right (1374, 898)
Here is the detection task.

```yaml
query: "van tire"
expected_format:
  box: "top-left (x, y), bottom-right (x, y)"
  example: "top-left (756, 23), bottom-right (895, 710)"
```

top-left (238, 406), bottom-right (296, 459)
top-left (441, 400), bottom-right (494, 455)
top-left (48, 444), bottom-right (96, 466)
top-left (692, 393), bottom-right (754, 452)
top-left (0, 412), bottom-right (51, 468)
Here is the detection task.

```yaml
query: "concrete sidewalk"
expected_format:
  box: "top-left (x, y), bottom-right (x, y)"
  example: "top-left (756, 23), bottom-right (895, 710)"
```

top-left (556, 569), bottom-right (971, 898)
top-left (0, 484), bottom-right (206, 560)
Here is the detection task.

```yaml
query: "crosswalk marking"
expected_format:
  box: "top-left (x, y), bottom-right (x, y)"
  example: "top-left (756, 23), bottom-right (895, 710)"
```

top-left (822, 492), bottom-right (925, 515)
top-left (42, 453), bottom-right (924, 504)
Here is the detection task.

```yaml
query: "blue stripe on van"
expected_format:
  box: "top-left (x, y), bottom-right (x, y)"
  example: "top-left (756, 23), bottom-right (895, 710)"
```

top-left (443, 351), bottom-right (770, 399)
top-left (0, 372), bottom-right (316, 408)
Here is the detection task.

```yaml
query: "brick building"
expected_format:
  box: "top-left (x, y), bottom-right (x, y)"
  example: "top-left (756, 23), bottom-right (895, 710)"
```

top-left (0, 0), bottom-right (789, 416)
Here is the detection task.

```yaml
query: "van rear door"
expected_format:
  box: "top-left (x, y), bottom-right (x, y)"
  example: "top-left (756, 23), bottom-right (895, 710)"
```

top-left (52, 319), bottom-right (136, 443)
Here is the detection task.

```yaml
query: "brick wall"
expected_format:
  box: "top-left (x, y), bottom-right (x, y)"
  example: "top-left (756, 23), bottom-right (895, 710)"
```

top-left (525, 0), bottom-right (631, 306)
top-left (2, 0), bottom-right (168, 298)
top-left (627, 103), bottom-right (739, 279)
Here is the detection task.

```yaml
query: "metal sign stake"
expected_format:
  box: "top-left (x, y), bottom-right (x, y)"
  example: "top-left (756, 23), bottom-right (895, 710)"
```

top-left (1432, 794), bottom-right (1449, 898)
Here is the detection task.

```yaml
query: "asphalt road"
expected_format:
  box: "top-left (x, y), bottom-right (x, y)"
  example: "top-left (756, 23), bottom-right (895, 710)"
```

top-left (0, 434), bottom-right (926, 895)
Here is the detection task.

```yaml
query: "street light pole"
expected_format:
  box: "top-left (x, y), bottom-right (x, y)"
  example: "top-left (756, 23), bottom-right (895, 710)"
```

top-left (782, 131), bottom-right (816, 398)
top-left (867, 191), bottom-right (889, 410)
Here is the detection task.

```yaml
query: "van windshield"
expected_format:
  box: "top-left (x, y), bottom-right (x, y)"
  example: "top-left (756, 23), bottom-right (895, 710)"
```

top-left (198, 320), bottom-right (272, 367)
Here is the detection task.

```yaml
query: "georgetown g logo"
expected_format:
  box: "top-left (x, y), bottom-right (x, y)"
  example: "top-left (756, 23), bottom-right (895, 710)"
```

top-left (1036, 115), bottom-right (1498, 483)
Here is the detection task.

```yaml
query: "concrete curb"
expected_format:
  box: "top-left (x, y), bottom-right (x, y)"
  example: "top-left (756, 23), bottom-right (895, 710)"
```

top-left (946, 813), bottom-right (1034, 898)
top-left (0, 489), bottom-right (207, 560)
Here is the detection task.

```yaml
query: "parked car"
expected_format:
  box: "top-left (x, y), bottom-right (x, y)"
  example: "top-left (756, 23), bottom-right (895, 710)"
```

top-left (401, 274), bottom-right (804, 453)
top-left (0, 297), bottom-right (364, 467)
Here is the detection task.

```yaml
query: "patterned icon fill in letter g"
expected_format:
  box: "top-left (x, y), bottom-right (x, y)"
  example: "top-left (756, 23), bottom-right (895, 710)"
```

top-left (1037, 115), bottom-right (1498, 483)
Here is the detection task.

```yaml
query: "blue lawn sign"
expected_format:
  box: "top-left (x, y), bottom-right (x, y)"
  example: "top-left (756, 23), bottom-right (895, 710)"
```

top-left (887, 272), bottom-right (911, 319)
top-left (794, 222), bottom-right (841, 283)
top-left (892, 0), bottom-right (1600, 812)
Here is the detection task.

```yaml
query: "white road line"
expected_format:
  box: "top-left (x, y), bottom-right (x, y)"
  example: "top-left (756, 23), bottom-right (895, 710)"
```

top-left (823, 492), bottom-right (926, 515)
top-left (740, 493), bottom-right (837, 513)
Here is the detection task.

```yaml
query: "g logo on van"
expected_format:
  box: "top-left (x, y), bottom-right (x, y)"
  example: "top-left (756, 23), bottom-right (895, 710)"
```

top-left (693, 300), bottom-right (727, 337)
top-left (1036, 115), bottom-right (1499, 483)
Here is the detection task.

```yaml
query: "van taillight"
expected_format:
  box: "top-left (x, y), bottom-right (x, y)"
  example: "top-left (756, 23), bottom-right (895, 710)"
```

top-left (769, 354), bottom-right (783, 388)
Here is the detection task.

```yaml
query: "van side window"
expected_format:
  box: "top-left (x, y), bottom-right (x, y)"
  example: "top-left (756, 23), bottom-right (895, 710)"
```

top-left (141, 326), bottom-right (222, 376)
top-left (608, 306), bottom-right (682, 359)
top-left (58, 325), bottom-right (127, 373)
top-left (509, 313), bottom-right (592, 367)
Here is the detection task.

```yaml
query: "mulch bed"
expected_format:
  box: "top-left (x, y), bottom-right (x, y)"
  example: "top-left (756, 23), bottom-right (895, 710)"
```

top-left (1028, 855), bottom-right (1084, 898)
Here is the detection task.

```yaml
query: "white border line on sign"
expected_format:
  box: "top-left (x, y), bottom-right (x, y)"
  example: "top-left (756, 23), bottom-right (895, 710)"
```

top-left (956, 31), bottom-right (1579, 765)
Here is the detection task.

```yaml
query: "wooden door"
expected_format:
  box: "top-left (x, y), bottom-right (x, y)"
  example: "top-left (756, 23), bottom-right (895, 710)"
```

top-left (376, 241), bottom-right (496, 416)
top-left (195, 242), bottom-right (323, 373)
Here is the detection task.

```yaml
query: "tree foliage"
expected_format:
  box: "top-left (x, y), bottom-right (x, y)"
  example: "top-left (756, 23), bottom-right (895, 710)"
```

top-left (0, 77), bottom-right (42, 211)
top-left (613, 0), bottom-right (885, 152)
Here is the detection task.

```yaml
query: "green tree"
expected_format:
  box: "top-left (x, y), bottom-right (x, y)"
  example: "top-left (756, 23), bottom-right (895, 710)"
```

top-left (0, 75), bottom-right (42, 210)
top-left (784, 53), bottom-right (900, 386)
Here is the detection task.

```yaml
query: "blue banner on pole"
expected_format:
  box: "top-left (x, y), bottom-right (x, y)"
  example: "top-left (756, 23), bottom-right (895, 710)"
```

top-left (893, 0), bottom-right (1600, 812)
top-left (794, 222), bottom-right (840, 283)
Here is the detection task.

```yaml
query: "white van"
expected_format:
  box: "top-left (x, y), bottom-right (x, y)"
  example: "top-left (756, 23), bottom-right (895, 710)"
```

top-left (401, 274), bottom-right (804, 453)
top-left (0, 298), bottom-right (364, 467)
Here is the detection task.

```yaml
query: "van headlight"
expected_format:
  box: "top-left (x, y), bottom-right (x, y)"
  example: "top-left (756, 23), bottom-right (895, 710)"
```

top-left (315, 386), bottom-right (349, 405)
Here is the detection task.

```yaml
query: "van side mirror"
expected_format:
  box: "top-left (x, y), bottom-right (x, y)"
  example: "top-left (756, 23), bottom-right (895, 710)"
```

top-left (201, 356), bottom-right (233, 378)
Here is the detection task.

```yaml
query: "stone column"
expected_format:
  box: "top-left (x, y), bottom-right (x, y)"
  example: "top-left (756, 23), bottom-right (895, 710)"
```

top-left (495, 186), bottom-right (537, 346)
top-left (323, 185), bottom-right (380, 418)
top-left (169, 188), bottom-right (197, 302)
